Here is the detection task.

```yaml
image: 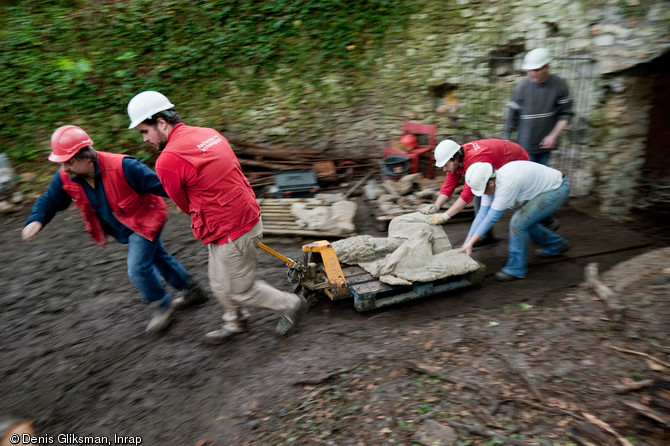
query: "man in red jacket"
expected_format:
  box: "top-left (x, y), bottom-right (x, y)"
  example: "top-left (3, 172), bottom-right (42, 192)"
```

top-left (420, 138), bottom-right (530, 243)
top-left (22, 125), bottom-right (207, 334)
top-left (127, 91), bottom-right (306, 344)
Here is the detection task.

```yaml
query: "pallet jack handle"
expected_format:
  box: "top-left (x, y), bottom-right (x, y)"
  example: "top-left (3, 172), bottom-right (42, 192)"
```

top-left (257, 241), bottom-right (299, 269)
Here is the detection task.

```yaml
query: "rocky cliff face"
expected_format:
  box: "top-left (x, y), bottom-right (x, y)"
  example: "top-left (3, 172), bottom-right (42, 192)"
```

top-left (220, 0), bottom-right (670, 219)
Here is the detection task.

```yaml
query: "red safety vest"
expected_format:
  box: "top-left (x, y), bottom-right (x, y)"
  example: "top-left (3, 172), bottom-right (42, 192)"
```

top-left (60, 152), bottom-right (167, 246)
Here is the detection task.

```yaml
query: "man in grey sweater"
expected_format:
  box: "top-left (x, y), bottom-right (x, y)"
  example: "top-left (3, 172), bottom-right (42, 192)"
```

top-left (503, 48), bottom-right (573, 166)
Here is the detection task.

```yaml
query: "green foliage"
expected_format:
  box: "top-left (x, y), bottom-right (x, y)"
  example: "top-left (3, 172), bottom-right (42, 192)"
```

top-left (396, 418), bottom-right (414, 432)
top-left (617, 1), bottom-right (647, 17)
top-left (0, 0), bottom-right (414, 164)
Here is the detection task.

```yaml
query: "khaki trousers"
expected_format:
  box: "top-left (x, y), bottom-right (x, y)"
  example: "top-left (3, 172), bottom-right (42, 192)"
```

top-left (207, 219), bottom-right (299, 331)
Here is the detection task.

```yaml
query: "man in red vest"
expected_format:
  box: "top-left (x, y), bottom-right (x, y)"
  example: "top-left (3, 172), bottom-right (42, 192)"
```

top-left (22, 125), bottom-right (207, 334)
top-left (127, 91), bottom-right (306, 344)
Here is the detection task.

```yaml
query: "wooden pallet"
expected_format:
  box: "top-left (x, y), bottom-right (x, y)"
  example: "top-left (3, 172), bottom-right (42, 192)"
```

top-left (257, 198), bottom-right (357, 238)
top-left (342, 263), bottom-right (486, 312)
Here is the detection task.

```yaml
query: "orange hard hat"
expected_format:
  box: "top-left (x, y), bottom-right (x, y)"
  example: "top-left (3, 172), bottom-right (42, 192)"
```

top-left (399, 133), bottom-right (417, 149)
top-left (49, 125), bottom-right (93, 163)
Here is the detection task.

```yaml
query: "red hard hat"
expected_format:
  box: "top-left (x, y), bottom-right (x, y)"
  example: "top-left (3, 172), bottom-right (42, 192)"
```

top-left (49, 125), bottom-right (93, 163)
top-left (400, 133), bottom-right (417, 149)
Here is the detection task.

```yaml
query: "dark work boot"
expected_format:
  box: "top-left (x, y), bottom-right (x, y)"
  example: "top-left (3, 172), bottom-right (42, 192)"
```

top-left (173, 282), bottom-right (210, 310)
top-left (276, 296), bottom-right (308, 337)
top-left (145, 304), bottom-right (175, 335)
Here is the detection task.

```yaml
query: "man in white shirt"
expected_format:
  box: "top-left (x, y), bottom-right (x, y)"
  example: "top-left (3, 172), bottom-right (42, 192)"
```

top-left (458, 161), bottom-right (570, 281)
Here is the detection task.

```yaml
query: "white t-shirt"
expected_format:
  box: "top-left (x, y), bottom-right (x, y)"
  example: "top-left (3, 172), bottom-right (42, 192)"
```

top-left (482, 161), bottom-right (563, 211)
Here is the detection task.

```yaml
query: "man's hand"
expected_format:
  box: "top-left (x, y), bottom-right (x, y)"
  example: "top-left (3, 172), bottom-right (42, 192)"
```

top-left (458, 234), bottom-right (477, 255)
top-left (22, 221), bottom-right (43, 241)
top-left (541, 120), bottom-right (568, 149)
top-left (458, 244), bottom-right (473, 256)
top-left (428, 213), bottom-right (450, 225)
top-left (419, 204), bottom-right (440, 215)
top-left (540, 133), bottom-right (559, 149)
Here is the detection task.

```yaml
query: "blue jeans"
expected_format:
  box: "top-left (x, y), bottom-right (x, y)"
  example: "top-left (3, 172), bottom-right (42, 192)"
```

top-left (530, 151), bottom-right (551, 166)
top-left (127, 231), bottom-right (192, 308)
top-left (502, 178), bottom-right (570, 278)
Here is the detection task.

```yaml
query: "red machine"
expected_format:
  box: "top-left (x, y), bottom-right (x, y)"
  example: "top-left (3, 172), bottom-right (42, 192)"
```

top-left (383, 121), bottom-right (437, 179)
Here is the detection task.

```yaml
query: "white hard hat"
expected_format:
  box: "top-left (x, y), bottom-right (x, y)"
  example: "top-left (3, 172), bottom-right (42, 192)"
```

top-left (521, 48), bottom-right (552, 70)
top-left (465, 162), bottom-right (494, 196)
top-left (434, 139), bottom-right (461, 168)
top-left (127, 91), bottom-right (175, 129)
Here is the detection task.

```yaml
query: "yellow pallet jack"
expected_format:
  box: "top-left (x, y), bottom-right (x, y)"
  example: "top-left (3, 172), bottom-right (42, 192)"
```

top-left (258, 240), bottom-right (486, 312)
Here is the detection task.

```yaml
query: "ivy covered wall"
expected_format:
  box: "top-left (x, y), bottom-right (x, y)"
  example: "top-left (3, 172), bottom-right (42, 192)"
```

top-left (2, 0), bottom-right (669, 218)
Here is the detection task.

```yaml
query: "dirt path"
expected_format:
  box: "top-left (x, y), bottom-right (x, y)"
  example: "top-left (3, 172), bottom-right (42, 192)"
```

top-left (1, 200), bottom-right (669, 445)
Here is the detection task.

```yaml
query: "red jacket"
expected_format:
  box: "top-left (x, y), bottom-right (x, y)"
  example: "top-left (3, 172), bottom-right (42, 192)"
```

top-left (60, 152), bottom-right (167, 246)
top-left (439, 139), bottom-right (530, 203)
top-left (156, 124), bottom-right (260, 245)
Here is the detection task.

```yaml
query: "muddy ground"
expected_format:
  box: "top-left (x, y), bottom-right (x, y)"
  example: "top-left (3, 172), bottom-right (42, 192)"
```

top-left (2, 195), bottom-right (670, 446)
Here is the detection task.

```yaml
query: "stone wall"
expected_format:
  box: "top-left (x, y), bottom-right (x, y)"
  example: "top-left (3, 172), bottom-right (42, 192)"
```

top-left (211, 0), bottom-right (670, 220)
top-left (580, 1), bottom-right (670, 219)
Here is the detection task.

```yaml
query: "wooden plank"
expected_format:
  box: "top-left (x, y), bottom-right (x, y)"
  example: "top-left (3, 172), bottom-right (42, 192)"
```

top-left (262, 226), bottom-right (353, 238)
top-left (342, 266), bottom-right (376, 285)
top-left (239, 158), bottom-right (311, 170)
top-left (260, 215), bottom-right (299, 220)
top-left (350, 280), bottom-right (394, 295)
top-left (229, 139), bottom-right (326, 160)
top-left (313, 161), bottom-right (337, 179)
top-left (259, 198), bottom-right (326, 204)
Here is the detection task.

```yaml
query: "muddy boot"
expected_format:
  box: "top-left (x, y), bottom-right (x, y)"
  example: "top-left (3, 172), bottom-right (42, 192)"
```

top-left (173, 282), bottom-right (209, 310)
top-left (203, 326), bottom-right (246, 345)
top-left (276, 295), bottom-right (307, 337)
top-left (204, 314), bottom-right (249, 345)
top-left (494, 271), bottom-right (523, 282)
top-left (145, 303), bottom-right (175, 335)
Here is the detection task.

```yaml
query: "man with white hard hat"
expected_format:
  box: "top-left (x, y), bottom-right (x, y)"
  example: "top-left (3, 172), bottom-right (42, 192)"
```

top-left (126, 90), bottom-right (306, 344)
top-left (421, 138), bottom-right (529, 243)
top-left (458, 161), bottom-right (571, 281)
top-left (503, 48), bottom-right (573, 166)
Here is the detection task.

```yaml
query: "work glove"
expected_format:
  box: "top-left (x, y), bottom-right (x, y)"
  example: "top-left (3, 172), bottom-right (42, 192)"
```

top-left (419, 203), bottom-right (440, 214)
top-left (428, 213), bottom-right (451, 225)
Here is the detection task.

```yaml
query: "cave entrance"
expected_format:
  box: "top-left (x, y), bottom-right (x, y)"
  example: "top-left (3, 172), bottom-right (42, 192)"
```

top-left (640, 50), bottom-right (670, 216)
